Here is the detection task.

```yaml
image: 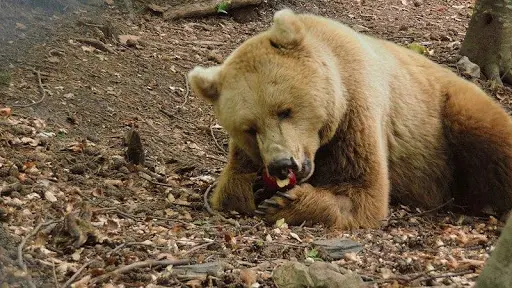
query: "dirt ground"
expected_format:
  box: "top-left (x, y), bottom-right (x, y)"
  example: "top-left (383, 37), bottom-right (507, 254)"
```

top-left (1, 0), bottom-right (511, 287)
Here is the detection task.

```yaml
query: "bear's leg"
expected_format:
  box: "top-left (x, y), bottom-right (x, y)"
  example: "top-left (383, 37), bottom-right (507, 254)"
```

top-left (443, 80), bottom-right (512, 219)
top-left (209, 140), bottom-right (260, 214)
top-left (254, 182), bottom-right (390, 229)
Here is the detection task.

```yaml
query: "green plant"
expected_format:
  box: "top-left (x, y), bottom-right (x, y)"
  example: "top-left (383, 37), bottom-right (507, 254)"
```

top-left (216, 0), bottom-right (231, 14)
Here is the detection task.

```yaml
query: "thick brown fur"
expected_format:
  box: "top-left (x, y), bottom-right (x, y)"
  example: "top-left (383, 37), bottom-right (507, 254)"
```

top-left (188, 9), bottom-right (512, 230)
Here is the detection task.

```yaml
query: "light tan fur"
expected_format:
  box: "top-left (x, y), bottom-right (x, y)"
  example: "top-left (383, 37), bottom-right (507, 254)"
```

top-left (188, 9), bottom-right (512, 230)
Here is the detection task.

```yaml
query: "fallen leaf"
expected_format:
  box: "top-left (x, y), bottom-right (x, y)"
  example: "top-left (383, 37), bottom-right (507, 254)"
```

top-left (45, 190), bottom-right (58, 202)
top-left (185, 279), bottom-right (202, 288)
top-left (240, 268), bottom-right (257, 286)
top-left (289, 232), bottom-right (302, 242)
top-left (0, 107), bottom-right (12, 117)
top-left (119, 34), bottom-right (140, 45)
top-left (275, 218), bottom-right (287, 228)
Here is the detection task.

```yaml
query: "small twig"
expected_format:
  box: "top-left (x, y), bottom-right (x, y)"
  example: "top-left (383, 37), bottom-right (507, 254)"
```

top-left (62, 260), bottom-right (95, 288)
top-left (139, 171), bottom-right (175, 187)
top-left (177, 73), bottom-right (190, 108)
top-left (76, 38), bottom-right (116, 53)
top-left (183, 241), bottom-right (215, 255)
top-left (415, 269), bottom-right (475, 283)
top-left (204, 181), bottom-right (217, 216)
top-left (204, 181), bottom-right (240, 227)
top-left (12, 69), bottom-right (46, 108)
top-left (160, 108), bottom-right (196, 125)
top-left (390, 198), bottom-right (455, 221)
top-left (18, 220), bottom-right (58, 271)
top-left (88, 259), bottom-right (192, 284)
top-left (205, 154), bottom-right (227, 163)
top-left (52, 259), bottom-right (58, 288)
top-left (210, 125), bottom-right (227, 155)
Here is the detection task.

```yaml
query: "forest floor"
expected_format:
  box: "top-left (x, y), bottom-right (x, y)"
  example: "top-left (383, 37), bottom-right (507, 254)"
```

top-left (1, 0), bottom-right (511, 287)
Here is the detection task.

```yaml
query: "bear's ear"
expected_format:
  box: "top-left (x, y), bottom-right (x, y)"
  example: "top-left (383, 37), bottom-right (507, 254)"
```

top-left (269, 8), bottom-right (305, 48)
top-left (187, 65), bottom-right (222, 103)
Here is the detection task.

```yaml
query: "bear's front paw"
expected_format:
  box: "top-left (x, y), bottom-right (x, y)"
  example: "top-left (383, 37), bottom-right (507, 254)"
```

top-left (254, 188), bottom-right (299, 222)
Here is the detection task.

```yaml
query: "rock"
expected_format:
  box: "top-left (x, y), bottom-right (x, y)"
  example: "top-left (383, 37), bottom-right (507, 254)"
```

top-left (308, 262), bottom-right (364, 288)
top-left (476, 214), bottom-right (512, 288)
top-left (273, 261), bottom-right (364, 288)
top-left (312, 238), bottom-right (363, 260)
top-left (456, 56), bottom-right (481, 79)
top-left (172, 261), bottom-right (231, 281)
top-left (272, 261), bottom-right (314, 288)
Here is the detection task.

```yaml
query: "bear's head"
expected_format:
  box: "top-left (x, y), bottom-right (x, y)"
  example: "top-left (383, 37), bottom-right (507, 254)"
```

top-left (188, 9), bottom-right (345, 182)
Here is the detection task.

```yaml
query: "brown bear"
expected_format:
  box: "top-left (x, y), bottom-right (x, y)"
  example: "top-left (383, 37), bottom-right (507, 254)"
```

top-left (188, 8), bottom-right (512, 230)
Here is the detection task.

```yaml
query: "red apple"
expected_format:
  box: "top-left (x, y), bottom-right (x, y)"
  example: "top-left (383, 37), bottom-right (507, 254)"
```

top-left (262, 169), bottom-right (297, 192)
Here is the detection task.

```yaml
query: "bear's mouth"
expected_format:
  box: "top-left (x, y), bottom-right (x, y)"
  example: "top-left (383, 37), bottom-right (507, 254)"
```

top-left (295, 158), bottom-right (313, 183)
top-left (265, 157), bottom-right (313, 183)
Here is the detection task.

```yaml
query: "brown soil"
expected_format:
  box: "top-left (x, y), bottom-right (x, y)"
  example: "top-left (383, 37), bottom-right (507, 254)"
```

top-left (0, 0), bottom-right (510, 287)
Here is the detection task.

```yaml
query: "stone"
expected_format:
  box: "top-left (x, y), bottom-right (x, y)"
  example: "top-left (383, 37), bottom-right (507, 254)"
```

top-left (312, 238), bottom-right (363, 260)
top-left (308, 262), bottom-right (364, 288)
top-left (272, 261), bottom-right (314, 288)
top-left (456, 56), bottom-right (481, 79)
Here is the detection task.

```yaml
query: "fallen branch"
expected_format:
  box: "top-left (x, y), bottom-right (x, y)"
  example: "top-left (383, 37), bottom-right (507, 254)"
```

top-left (183, 241), bottom-right (215, 255)
top-left (154, 0), bottom-right (262, 19)
top-left (89, 259), bottom-right (192, 284)
top-left (17, 220), bottom-right (58, 271)
top-left (62, 260), bottom-right (95, 288)
top-left (12, 70), bottom-right (46, 108)
top-left (76, 38), bottom-right (116, 53)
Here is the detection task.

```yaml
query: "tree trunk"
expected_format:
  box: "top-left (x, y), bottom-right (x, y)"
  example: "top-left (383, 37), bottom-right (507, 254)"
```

top-left (460, 0), bottom-right (512, 85)
top-left (476, 214), bottom-right (512, 288)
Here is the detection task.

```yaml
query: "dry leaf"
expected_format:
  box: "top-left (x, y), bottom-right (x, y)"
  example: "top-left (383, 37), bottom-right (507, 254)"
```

top-left (289, 232), bottom-right (302, 242)
top-left (240, 268), bottom-right (257, 286)
top-left (45, 190), bottom-right (58, 202)
top-left (0, 107), bottom-right (12, 117)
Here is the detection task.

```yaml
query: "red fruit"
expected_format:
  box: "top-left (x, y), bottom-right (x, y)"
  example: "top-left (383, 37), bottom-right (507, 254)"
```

top-left (262, 169), bottom-right (297, 192)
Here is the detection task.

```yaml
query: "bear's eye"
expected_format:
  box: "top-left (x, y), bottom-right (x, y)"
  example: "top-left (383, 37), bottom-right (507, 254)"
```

top-left (245, 127), bottom-right (257, 136)
top-left (278, 108), bottom-right (292, 120)
top-left (270, 40), bottom-right (281, 49)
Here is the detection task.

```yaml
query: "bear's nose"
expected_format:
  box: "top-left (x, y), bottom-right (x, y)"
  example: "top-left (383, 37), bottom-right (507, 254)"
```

top-left (267, 157), bottom-right (298, 180)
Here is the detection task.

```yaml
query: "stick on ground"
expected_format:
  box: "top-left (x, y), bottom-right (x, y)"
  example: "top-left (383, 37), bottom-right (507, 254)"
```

top-left (161, 0), bottom-right (262, 19)
top-left (88, 259), bottom-right (192, 284)
top-left (17, 220), bottom-right (58, 271)
top-left (12, 69), bottom-right (46, 108)
top-left (62, 260), bottom-right (95, 288)
top-left (204, 181), bottom-right (240, 227)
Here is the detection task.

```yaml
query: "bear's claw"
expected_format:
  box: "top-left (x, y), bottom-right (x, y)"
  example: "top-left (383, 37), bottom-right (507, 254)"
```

top-left (254, 190), bottom-right (296, 218)
top-left (276, 191), bottom-right (295, 201)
